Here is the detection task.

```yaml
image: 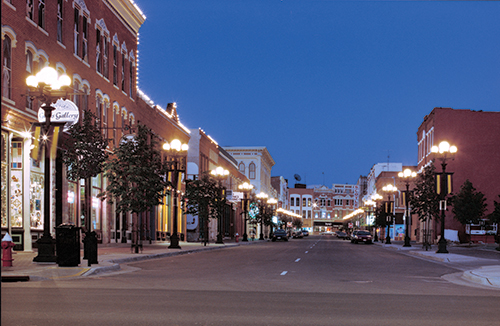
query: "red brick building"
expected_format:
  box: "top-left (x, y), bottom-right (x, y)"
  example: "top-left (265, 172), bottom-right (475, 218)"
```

top-left (1, 0), bottom-right (190, 250)
top-left (417, 107), bottom-right (500, 243)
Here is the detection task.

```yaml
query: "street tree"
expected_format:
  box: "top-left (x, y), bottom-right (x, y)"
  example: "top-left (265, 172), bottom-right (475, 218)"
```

top-left (183, 172), bottom-right (221, 245)
top-left (292, 217), bottom-right (303, 229)
top-left (100, 124), bottom-right (167, 252)
top-left (408, 163), bottom-right (440, 223)
top-left (62, 109), bottom-right (109, 231)
top-left (488, 195), bottom-right (500, 250)
top-left (450, 179), bottom-right (487, 243)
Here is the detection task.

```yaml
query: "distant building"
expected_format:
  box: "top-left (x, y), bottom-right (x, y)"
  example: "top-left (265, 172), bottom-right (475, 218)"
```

top-left (417, 107), bottom-right (500, 243)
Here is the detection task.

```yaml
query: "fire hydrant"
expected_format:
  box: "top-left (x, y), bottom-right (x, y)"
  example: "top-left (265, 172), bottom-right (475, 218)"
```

top-left (2, 233), bottom-right (15, 267)
top-left (235, 233), bottom-right (239, 243)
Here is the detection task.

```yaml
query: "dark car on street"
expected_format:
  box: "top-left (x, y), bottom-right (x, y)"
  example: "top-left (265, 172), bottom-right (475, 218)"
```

top-left (335, 231), bottom-right (348, 240)
top-left (302, 229), bottom-right (309, 236)
top-left (272, 229), bottom-right (288, 242)
top-left (350, 230), bottom-right (373, 244)
top-left (292, 230), bottom-right (303, 238)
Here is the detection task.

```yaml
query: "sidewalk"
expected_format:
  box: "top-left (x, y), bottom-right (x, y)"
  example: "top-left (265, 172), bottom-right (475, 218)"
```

top-left (374, 240), bottom-right (500, 289)
top-left (1, 239), bottom-right (259, 282)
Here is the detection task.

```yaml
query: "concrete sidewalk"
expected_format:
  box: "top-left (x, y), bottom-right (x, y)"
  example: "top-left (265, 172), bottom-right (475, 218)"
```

top-left (374, 240), bottom-right (500, 289)
top-left (1, 239), bottom-right (259, 282)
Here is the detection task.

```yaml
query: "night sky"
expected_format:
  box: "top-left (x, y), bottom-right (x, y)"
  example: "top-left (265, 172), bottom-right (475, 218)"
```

top-left (134, 0), bottom-right (500, 186)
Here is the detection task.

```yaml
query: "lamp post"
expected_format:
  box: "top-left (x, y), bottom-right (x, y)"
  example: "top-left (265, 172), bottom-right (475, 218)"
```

top-left (267, 198), bottom-right (277, 238)
top-left (211, 166), bottom-right (229, 244)
top-left (238, 182), bottom-right (254, 242)
top-left (163, 139), bottom-right (189, 249)
top-left (371, 193), bottom-right (383, 242)
top-left (431, 141), bottom-right (457, 254)
top-left (256, 192), bottom-right (268, 240)
top-left (398, 168), bottom-right (417, 247)
top-left (382, 184), bottom-right (398, 244)
top-left (27, 67), bottom-right (71, 263)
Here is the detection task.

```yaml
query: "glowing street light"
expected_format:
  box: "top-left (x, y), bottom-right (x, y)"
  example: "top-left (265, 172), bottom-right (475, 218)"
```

top-left (211, 166), bottom-right (229, 244)
top-left (398, 168), bottom-right (417, 247)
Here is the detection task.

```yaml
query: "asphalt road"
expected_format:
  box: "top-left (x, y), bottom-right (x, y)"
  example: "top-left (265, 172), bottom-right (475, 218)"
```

top-left (2, 236), bottom-right (500, 326)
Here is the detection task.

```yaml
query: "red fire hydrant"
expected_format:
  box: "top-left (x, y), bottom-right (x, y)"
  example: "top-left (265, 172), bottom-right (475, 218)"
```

top-left (235, 233), bottom-right (239, 243)
top-left (2, 233), bottom-right (15, 267)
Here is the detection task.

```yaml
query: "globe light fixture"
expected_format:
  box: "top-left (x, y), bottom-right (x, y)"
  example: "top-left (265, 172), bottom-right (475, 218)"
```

top-left (211, 166), bottom-right (229, 244)
top-left (238, 182), bottom-right (254, 241)
top-left (398, 169), bottom-right (417, 247)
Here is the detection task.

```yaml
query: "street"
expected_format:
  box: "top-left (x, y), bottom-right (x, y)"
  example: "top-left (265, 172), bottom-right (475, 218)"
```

top-left (2, 236), bottom-right (500, 326)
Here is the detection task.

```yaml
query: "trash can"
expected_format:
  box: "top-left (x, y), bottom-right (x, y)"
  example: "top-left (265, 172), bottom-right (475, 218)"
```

top-left (55, 224), bottom-right (81, 267)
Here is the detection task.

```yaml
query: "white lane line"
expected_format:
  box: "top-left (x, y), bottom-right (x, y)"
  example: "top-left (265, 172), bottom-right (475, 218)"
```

top-left (305, 251), bottom-right (308, 254)
top-left (281, 271), bottom-right (288, 276)
top-left (295, 258), bottom-right (301, 262)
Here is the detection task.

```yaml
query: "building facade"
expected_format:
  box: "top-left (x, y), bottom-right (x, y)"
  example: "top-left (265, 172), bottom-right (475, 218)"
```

top-left (417, 107), bottom-right (500, 243)
top-left (1, 0), bottom-right (190, 250)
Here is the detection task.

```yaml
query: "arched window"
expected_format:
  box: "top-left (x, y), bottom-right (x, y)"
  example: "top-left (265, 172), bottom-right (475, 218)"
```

top-left (249, 162), bottom-right (256, 179)
top-left (239, 162), bottom-right (245, 174)
top-left (2, 36), bottom-right (12, 99)
top-left (38, 0), bottom-right (46, 29)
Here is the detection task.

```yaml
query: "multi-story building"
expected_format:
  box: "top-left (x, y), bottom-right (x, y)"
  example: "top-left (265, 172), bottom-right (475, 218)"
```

top-left (223, 146), bottom-right (276, 198)
top-left (271, 176), bottom-right (289, 210)
top-left (186, 128), bottom-right (248, 242)
top-left (289, 184), bottom-right (313, 230)
top-left (1, 0), bottom-right (190, 250)
top-left (417, 107), bottom-right (500, 243)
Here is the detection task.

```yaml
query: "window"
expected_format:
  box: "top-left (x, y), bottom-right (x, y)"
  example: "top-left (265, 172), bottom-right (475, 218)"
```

top-left (327, 200), bottom-right (331, 207)
top-left (320, 198), bottom-right (325, 206)
top-left (249, 163), bottom-right (256, 179)
top-left (238, 162), bottom-right (245, 174)
top-left (103, 36), bottom-right (109, 79)
top-left (27, 0), bottom-right (34, 20)
top-left (73, 80), bottom-right (80, 110)
top-left (2, 36), bottom-right (12, 99)
top-left (296, 198), bottom-right (299, 206)
top-left (121, 52), bottom-right (125, 91)
top-left (308, 211), bottom-right (311, 219)
top-left (26, 51), bottom-right (34, 109)
top-left (82, 16), bottom-right (88, 62)
top-left (82, 85), bottom-right (89, 111)
top-left (302, 198), bottom-right (306, 207)
top-left (121, 110), bottom-right (126, 136)
top-left (129, 60), bottom-right (133, 96)
top-left (102, 99), bottom-right (108, 139)
top-left (96, 29), bottom-right (102, 74)
top-left (96, 96), bottom-right (102, 128)
top-left (57, 0), bottom-right (63, 43)
top-left (308, 198), bottom-right (312, 207)
top-left (73, 8), bottom-right (79, 56)
top-left (38, 0), bottom-right (45, 29)
top-left (113, 45), bottom-right (118, 85)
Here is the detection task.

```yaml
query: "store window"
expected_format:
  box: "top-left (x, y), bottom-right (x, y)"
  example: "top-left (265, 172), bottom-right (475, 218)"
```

top-left (30, 156), bottom-right (44, 229)
top-left (1, 132), bottom-right (8, 228)
top-left (10, 140), bottom-right (23, 227)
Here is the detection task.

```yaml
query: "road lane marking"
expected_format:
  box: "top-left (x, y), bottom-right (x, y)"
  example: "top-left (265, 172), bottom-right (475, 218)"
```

top-left (281, 271), bottom-right (288, 276)
top-left (295, 258), bottom-right (301, 262)
top-left (305, 251), bottom-right (308, 254)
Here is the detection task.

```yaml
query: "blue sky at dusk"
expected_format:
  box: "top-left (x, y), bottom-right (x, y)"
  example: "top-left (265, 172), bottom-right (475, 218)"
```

top-left (134, 0), bottom-right (500, 186)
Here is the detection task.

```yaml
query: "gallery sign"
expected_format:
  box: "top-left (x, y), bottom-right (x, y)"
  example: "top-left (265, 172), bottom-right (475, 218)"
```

top-left (38, 99), bottom-right (79, 130)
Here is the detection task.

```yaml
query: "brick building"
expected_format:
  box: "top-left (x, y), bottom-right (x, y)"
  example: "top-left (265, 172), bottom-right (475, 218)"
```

top-left (1, 0), bottom-right (190, 250)
top-left (417, 107), bottom-right (500, 243)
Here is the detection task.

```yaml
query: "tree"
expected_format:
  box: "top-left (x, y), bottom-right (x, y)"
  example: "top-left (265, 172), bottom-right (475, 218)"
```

top-left (292, 217), bottom-right (303, 229)
top-left (183, 172), bottom-right (222, 245)
top-left (409, 164), bottom-right (440, 223)
top-left (488, 195), bottom-right (500, 250)
top-left (62, 109), bottom-right (108, 231)
top-left (100, 124), bottom-right (167, 252)
top-left (373, 203), bottom-right (387, 228)
top-left (451, 179), bottom-right (487, 226)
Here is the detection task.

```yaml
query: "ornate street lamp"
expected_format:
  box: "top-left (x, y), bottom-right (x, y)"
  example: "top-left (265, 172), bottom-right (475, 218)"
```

top-left (398, 169), bottom-right (417, 247)
top-left (163, 138), bottom-right (189, 249)
top-left (382, 184), bottom-right (398, 244)
top-left (238, 182), bottom-right (254, 241)
top-left (27, 67), bottom-right (71, 263)
top-left (256, 192), bottom-right (269, 240)
top-left (267, 198), bottom-right (277, 238)
top-left (371, 193), bottom-right (383, 242)
top-left (431, 141), bottom-right (457, 253)
top-left (211, 166), bottom-right (229, 244)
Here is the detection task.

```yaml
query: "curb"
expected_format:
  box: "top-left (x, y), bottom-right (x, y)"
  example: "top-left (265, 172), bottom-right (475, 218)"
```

top-left (462, 266), bottom-right (500, 288)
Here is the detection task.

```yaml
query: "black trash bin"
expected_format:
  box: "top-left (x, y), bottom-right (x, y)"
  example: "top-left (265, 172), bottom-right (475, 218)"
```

top-left (55, 224), bottom-right (81, 267)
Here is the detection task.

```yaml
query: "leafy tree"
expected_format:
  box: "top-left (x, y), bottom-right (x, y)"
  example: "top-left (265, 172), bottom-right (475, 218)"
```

top-left (409, 164), bottom-right (440, 222)
top-left (292, 217), bottom-right (303, 229)
top-left (488, 195), bottom-right (500, 250)
top-left (183, 172), bottom-right (223, 245)
top-left (451, 179), bottom-right (487, 226)
top-left (373, 203), bottom-right (387, 228)
top-left (62, 109), bottom-right (108, 231)
top-left (100, 124), bottom-right (167, 250)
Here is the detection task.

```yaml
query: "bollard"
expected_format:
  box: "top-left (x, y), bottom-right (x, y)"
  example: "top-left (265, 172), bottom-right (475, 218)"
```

top-left (235, 233), bottom-right (239, 243)
top-left (1, 233), bottom-right (16, 267)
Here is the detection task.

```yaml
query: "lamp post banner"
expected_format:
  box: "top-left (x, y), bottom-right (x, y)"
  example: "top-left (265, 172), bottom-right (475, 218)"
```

top-left (38, 99), bottom-right (79, 130)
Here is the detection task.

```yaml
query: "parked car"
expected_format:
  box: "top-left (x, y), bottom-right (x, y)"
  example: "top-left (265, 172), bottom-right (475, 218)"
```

top-left (302, 229), bottom-right (309, 236)
top-left (292, 230), bottom-right (303, 238)
top-left (272, 229), bottom-right (288, 242)
top-left (335, 231), bottom-right (348, 240)
top-left (350, 230), bottom-right (373, 244)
